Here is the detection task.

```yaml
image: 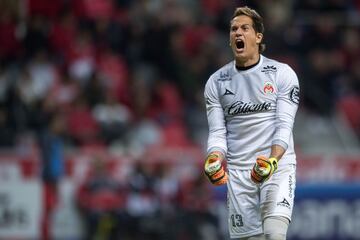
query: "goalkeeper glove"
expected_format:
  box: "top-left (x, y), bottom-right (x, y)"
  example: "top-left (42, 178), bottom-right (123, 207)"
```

top-left (251, 156), bottom-right (278, 184)
top-left (204, 151), bottom-right (228, 186)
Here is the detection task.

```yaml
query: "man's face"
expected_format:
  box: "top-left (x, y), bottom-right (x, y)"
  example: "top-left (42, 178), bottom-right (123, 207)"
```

top-left (230, 15), bottom-right (263, 62)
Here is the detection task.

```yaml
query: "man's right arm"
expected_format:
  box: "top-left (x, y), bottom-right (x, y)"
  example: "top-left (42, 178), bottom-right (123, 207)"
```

top-left (204, 77), bottom-right (228, 185)
top-left (204, 77), bottom-right (227, 156)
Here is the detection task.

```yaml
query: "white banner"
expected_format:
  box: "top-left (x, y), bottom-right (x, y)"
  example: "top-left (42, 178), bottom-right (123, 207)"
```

top-left (0, 181), bottom-right (42, 239)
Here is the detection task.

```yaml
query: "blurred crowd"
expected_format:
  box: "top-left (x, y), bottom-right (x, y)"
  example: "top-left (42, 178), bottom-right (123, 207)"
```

top-left (0, 0), bottom-right (360, 239)
top-left (75, 157), bottom-right (223, 240)
top-left (0, 0), bottom-right (360, 151)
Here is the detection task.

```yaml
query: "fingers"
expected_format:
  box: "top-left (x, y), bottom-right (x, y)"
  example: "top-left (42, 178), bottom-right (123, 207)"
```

top-left (205, 161), bottom-right (228, 186)
top-left (256, 156), bottom-right (272, 174)
top-left (251, 155), bottom-right (279, 184)
top-left (251, 168), bottom-right (263, 184)
top-left (256, 155), bottom-right (268, 161)
top-left (213, 171), bottom-right (228, 186)
top-left (251, 156), bottom-right (271, 184)
top-left (204, 151), bottom-right (226, 186)
top-left (205, 159), bottom-right (221, 174)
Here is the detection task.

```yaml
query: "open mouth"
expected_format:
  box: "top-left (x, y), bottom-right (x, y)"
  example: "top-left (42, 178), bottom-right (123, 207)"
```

top-left (235, 39), bottom-right (244, 50)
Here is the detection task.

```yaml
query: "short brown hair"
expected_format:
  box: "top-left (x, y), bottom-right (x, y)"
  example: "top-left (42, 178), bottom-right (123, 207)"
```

top-left (231, 6), bottom-right (266, 53)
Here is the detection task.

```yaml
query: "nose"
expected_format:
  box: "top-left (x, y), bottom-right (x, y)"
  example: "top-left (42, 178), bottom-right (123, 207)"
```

top-left (235, 28), bottom-right (243, 36)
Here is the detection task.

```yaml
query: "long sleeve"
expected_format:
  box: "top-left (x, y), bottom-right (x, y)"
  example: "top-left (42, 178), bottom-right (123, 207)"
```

top-left (272, 65), bottom-right (300, 150)
top-left (204, 77), bottom-right (228, 156)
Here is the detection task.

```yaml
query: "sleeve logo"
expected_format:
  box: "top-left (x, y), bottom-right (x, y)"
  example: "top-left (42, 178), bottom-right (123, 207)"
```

top-left (290, 86), bottom-right (300, 104)
top-left (218, 70), bottom-right (231, 81)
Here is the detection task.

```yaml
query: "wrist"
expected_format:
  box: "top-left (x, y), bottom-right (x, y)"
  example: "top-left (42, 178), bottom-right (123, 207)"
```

top-left (268, 157), bottom-right (278, 171)
top-left (208, 147), bottom-right (226, 158)
top-left (268, 157), bottom-right (278, 161)
top-left (208, 151), bottom-right (224, 161)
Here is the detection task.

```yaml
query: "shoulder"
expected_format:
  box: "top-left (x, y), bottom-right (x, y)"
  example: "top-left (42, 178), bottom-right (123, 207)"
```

top-left (207, 61), bottom-right (235, 83)
top-left (261, 56), bottom-right (298, 80)
top-left (261, 56), bottom-right (295, 74)
top-left (261, 56), bottom-right (292, 73)
top-left (204, 61), bottom-right (233, 96)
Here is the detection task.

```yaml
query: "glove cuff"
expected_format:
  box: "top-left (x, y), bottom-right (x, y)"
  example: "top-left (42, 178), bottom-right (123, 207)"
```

top-left (208, 151), bottom-right (224, 160)
top-left (268, 157), bottom-right (278, 172)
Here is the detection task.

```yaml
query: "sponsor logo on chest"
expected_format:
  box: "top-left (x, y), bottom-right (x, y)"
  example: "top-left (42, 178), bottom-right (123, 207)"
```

top-left (227, 101), bottom-right (271, 115)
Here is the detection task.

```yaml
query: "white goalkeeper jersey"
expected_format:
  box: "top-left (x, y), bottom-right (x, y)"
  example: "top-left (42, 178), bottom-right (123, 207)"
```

top-left (204, 55), bottom-right (299, 169)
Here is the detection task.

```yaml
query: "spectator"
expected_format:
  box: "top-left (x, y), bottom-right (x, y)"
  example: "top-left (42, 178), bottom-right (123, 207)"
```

top-left (92, 92), bottom-right (132, 144)
top-left (0, 106), bottom-right (15, 147)
top-left (76, 157), bottom-right (127, 240)
top-left (65, 94), bottom-right (100, 146)
top-left (177, 174), bottom-right (220, 240)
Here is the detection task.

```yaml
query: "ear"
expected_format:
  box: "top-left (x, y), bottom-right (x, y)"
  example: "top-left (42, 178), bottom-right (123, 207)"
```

top-left (256, 33), bottom-right (263, 44)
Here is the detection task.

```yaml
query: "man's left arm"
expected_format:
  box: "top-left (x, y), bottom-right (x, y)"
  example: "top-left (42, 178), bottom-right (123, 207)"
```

top-left (251, 65), bottom-right (300, 184)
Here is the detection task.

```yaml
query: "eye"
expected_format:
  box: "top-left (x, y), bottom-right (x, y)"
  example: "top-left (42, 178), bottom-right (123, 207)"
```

top-left (231, 26), bottom-right (238, 32)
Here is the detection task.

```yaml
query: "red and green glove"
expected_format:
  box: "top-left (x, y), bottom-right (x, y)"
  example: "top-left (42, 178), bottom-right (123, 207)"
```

top-left (251, 156), bottom-right (278, 184)
top-left (204, 151), bottom-right (228, 186)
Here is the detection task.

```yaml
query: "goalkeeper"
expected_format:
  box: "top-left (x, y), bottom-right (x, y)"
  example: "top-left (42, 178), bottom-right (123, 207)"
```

top-left (204, 6), bottom-right (299, 240)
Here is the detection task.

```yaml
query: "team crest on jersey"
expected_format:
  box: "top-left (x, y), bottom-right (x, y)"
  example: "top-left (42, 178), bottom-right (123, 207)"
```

top-left (263, 82), bottom-right (274, 94)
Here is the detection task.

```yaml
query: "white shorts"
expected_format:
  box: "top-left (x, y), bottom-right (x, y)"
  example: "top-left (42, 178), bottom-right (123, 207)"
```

top-left (227, 164), bottom-right (296, 239)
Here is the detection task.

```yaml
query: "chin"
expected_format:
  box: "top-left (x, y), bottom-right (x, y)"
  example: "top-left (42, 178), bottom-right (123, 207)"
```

top-left (235, 52), bottom-right (248, 60)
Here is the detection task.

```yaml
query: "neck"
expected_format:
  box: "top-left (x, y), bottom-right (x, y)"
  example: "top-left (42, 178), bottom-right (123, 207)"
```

top-left (235, 53), bottom-right (260, 68)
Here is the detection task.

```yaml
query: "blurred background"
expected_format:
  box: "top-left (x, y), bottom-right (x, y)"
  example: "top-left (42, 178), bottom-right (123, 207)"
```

top-left (0, 0), bottom-right (359, 239)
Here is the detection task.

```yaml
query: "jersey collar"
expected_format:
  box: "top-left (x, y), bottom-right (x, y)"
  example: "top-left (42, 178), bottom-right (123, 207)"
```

top-left (233, 55), bottom-right (263, 74)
